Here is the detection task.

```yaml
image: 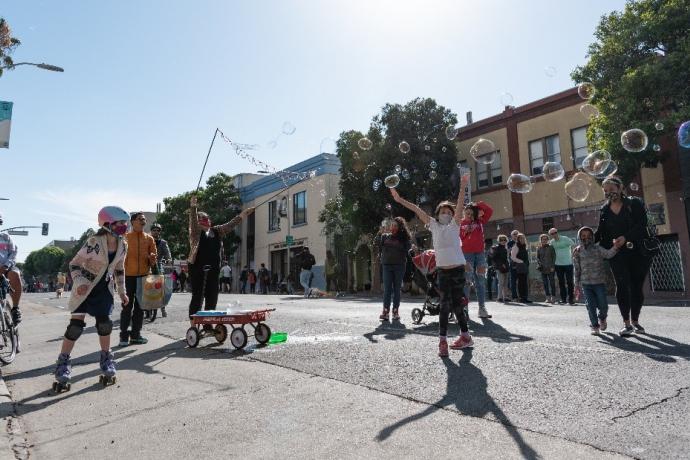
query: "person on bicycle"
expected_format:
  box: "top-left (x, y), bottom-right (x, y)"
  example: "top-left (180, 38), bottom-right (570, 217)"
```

top-left (0, 214), bottom-right (23, 324)
top-left (187, 196), bottom-right (254, 326)
top-left (147, 222), bottom-right (171, 319)
top-left (54, 206), bottom-right (130, 387)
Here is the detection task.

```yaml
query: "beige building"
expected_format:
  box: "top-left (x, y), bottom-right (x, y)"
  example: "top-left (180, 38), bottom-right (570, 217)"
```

top-left (235, 154), bottom-right (340, 292)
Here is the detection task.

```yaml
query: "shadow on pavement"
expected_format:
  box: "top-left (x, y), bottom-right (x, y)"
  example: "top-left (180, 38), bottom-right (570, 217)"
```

top-left (363, 320), bottom-right (408, 343)
top-left (597, 332), bottom-right (690, 362)
top-left (376, 349), bottom-right (539, 459)
top-left (409, 318), bottom-right (534, 344)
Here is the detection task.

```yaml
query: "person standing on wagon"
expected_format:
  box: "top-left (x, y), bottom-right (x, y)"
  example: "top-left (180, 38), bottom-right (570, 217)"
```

top-left (187, 196), bottom-right (254, 326)
top-left (120, 212), bottom-right (157, 347)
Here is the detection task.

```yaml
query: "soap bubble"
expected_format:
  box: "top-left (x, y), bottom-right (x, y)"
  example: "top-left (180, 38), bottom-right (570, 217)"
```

top-left (652, 144), bottom-right (661, 152)
top-left (319, 190), bottom-right (326, 197)
top-left (565, 174), bottom-right (590, 202)
top-left (580, 104), bottom-right (599, 120)
top-left (544, 65), bottom-right (557, 77)
top-left (358, 137), bottom-right (373, 151)
top-left (430, 161), bottom-right (437, 169)
top-left (398, 141), bottom-right (411, 154)
top-left (432, 137), bottom-right (437, 143)
top-left (372, 179), bottom-right (382, 191)
top-left (678, 121), bottom-right (690, 148)
top-left (281, 122), bottom-right (296, 135)
top-left (470, 138), bottom-right (497, 165)
top-left (394, 164), bottom-right (402, 174)
top-left (352, 151), bottom-right (359, 160)
top-left (441, 146), bottom-right (448, 152)
top-left (352, 202), bottom-right (359, 211)
top-left (626, 241), bottom-right (634, 249)
top-left (507, 174), bottom-right (533, 193)
top-left (655, 122), bottom-right (664, 131)
top-left (500, 92), bottom-right (514, 106)
top-left (429, 170), bottom-right (438, 180)
top-left (456, 162), bottom-right (463, 169)
top-left (385, 203), bottom-right (392, 212)
top-left (267, 140), bottom-right (278, 149)
top-left (577, 82), bottom-right (595, 100)
top-left (566, 214), bottom-right (571, 221)
top-left (401, 169), bottom-right (410, 180)
top-left (629, 182), bottom-right (639, 191)
top-left (384, 174), bottom-right (400, 188)
top-left (319, 138), bottom-right (337, 154)
top-left (594, 159), bottom-right (618, 179)
top-left (424, 145), bottom-right (431, 151)
top-left (445, 125), bottom-right (458, 140)
top-left (657, 192), bottom-right (663, 198)
top-left (542, 162), bottom-right (565, 182)
top-left (582, 150), bottom-right (612, 176)
top-left (621, 129), bottom-right (648, 152)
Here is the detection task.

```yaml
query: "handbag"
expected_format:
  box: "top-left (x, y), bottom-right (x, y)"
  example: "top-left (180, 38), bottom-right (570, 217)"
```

top-left (136, 274), bottom-right (173, 310)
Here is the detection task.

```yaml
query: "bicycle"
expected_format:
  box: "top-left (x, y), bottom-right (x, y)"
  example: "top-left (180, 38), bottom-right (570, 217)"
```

top-left (0, 274), bottom-right (19, 364)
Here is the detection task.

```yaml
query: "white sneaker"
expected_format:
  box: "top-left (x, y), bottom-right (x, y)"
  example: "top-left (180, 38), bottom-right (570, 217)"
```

top-left (478, 306), bottom-right (492, 318)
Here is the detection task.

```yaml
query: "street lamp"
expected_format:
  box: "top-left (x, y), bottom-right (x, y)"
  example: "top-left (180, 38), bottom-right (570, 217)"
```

top-left (0, 62), bottom-right (64, 72)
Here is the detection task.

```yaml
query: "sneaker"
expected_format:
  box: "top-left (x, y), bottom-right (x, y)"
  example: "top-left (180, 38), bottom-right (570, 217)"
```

top-left (478, 306), bottom-right (492, 319)
top-left (632, 323), bottom-right (645, 333)
top-left (599, 319), bottom-right (608, 331)
top-left (118, 340), bottom-right (129, 347)
top-left (590, 327), bottom-right (600, 335)
top-left (161, 307), bottom-right (167, 318)
top-left (449, 335), bottom-right (474, 349)
top-left (129, 336), bottom-right (148, 345)
top-left (10, 307), bottom-right (21, 325)
top-left (379, 309), bottom-right (390, 321)
top-left (619, 325), bottom-right (635, 337)
top-left (438, 339), bottom-right (449, 357)
top-left (392, 309), bottom-right (400, 321)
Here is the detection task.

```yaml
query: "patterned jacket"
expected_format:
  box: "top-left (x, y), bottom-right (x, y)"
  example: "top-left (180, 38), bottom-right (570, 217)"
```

top-left (573, 243), bottom-right (618, 287)
top-left (187, 205), bottom-right (242, 265)
top-left (0, 233), bottom-right (17, 269)
top-left (68, 234), bottom-right (127, 312)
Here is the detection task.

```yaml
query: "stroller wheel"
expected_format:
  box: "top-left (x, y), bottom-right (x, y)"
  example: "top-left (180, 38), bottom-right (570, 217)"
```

top-left (411, 308), bottom-right (424, 324)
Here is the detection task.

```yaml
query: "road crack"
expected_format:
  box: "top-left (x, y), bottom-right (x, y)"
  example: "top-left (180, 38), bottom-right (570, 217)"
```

top-left (612, 386), bottom-right (690, 422)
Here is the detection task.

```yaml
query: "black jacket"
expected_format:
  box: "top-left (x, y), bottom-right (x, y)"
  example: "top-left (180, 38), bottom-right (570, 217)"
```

top-left (490, 244), bottom-right (509, 273)
top-left (595, 196), bottom-right (648, 250)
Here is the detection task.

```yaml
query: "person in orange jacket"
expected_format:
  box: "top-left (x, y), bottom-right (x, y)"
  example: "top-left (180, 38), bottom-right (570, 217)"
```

top-left (119, 212), bottom-right (157, 346)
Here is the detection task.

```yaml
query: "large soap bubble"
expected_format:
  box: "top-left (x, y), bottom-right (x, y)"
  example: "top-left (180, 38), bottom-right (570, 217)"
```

top-left (281, 122), bottom-right (296, 135)
top-left (594, 159), bottom-right (618, 179)
top-left (445, 125), bottom-right (458, 140)
top-left (565, 173), bottom-right (590, 202)
top-left (582, 150), bottom-right (612, 176)
top-left (500, 92), bottom-right (514, 106)
top-left (678, 121), bottom-right (690, 148)
top-left (384, 174), bottom-right (400, 188)
top-left (621, 129), bottom-right (648, 152)
top-left (580, 104), bottom-right (599, 120)
top-left (398, 141), bottom-right (411, 154)
top-left (470, 138), bottom-right (497, 165)
top-left (577, 82), bottom-right (595, 100)
top-left (358, 137), bottom-right (373, 151)
top-left (507, 174), bottom-right (533, 194)
top-left (542, 162), bottom-right (565, 182)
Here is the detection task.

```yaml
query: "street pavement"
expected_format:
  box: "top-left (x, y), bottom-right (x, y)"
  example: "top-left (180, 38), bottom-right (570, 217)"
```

top-left (0, 291), bottom-right (688, 459)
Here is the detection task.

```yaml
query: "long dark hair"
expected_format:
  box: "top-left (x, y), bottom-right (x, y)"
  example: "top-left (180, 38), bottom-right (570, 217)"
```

top-left (391, 216), bottom-right (411, 242)
top-left (464, 202), bottom-right (480, 221)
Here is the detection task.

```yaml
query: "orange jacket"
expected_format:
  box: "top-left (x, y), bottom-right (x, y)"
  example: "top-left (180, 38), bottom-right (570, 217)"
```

top-left (124, 231), bottom-right (157, 276)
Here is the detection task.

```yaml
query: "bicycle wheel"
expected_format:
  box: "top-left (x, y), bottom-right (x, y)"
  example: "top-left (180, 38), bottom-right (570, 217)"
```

top-left (0, 302), bottom-right (17, 364)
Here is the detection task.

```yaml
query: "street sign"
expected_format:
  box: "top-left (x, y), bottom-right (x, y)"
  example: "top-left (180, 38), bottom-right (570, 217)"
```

top-left (286, 235), bottom-right (294, 246)
top-left (7, 230), bottom-right (28, 236)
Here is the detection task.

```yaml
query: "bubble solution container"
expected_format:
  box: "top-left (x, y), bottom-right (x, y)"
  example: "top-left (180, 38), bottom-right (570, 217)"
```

top-left (268, 332), bottom-right (288, 344)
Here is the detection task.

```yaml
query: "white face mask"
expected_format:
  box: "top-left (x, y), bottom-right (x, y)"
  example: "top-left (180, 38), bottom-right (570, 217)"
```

top-left (438, 214), bottom-right (452, 225)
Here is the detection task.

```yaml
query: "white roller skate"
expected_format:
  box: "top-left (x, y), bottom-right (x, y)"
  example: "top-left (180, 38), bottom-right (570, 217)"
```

top-left (52, 353), bottom-right (71, 393)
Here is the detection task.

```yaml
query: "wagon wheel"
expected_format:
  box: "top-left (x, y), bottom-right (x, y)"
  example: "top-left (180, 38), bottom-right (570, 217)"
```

top-left (411, 308), bottom-right (424, 325)
top-left (230, 328), bottom-right (248, 349)
top-left (214, 324), bottom-right (228, 344)
top-left (255, 323), bottom-right (271, 344)
top-left (185, 327), bottom-right (200, 348)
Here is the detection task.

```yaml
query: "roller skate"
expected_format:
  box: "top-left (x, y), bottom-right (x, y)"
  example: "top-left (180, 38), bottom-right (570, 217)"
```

top-left (52, 353), bottom-right (72, 393)
top-left (98, 350), bottom-right (117, 386)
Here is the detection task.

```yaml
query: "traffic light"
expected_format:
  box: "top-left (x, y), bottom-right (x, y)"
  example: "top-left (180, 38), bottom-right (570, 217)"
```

top-left (42, 223), bottom-right (49, 236)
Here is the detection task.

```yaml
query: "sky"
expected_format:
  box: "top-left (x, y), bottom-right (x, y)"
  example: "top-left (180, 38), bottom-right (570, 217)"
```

top-left (1, 0), bottom-right (627, 262)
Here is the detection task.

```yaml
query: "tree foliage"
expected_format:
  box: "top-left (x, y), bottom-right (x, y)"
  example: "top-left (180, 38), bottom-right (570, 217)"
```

top-left (571, 0), bottom-right (690, 182)
top-left (24, 246), bottom-right (65, 277)
top-left (155, 173), bottom-right (243, 261)
top-left (0, 18), bottom-right (21, 77)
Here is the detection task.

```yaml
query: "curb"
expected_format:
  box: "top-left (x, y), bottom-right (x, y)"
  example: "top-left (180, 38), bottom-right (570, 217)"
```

top-left (0, 370), bottom-right (30, 460)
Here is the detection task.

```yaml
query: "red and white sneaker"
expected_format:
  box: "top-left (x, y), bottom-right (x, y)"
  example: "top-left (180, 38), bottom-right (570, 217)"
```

top-left (438, 339), bottom-right (449, 357)
top-left (449, 335), bottom-right (474, 349)
top-left (379, 309), bottom-right (390, 321)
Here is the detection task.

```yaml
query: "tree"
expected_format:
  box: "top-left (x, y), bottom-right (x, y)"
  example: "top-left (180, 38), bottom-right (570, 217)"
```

top-left (571, 0), bottom-right (690, 182)
top-left (24, 246), bottom-right (65, 278)
top-left (155, 172), bottom-right (243, 261)
top-left (0, 18), bottom-right (21, 77)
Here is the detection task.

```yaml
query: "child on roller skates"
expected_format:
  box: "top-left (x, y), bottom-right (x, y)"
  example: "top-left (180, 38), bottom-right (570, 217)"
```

top-left (53, 206), bottom-right (129, 391)
top-left (390, 172), bottom-right (474, 357)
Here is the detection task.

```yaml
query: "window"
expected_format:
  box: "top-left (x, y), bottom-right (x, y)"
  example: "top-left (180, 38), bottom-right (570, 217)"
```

top-left (571, 127), bottom-right (589, 169)
top-left (529, 134), bottom-right (561, 175)
top-left (542, 217), bottom-right (554, 233)
top-left (476, 152), bottom-right (502, 189)
top-left (293, 191), bottom-right (307, 225)
top-left (268, 200), bottom-right (280, 231)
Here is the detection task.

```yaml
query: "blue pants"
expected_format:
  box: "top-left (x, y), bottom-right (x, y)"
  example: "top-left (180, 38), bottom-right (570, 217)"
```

top-left (463, 251), bottom-right (487, 307)
top-left (382, 264), bottom-right (405, 310)
top-left (541, 273), bottom-right (556, 296)
top-left (583, 283), bottom-right (608, 328)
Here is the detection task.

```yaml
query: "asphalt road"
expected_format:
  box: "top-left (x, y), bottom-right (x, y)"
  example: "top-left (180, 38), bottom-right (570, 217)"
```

top-left (0, 291), bottom-right (688, 459)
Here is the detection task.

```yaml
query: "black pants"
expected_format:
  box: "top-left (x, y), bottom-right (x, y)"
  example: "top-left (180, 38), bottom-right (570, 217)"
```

top-left (609, 251), bottom-right (651, 322)
top-left (555, 264), bottom-right (574, 303)
top-left (121, 276), bottom-right (144, 341)
top-left (516, 272), bottom-right (529, 300)
top-left (189, 265), bottom-right (220, 318)
top-left (437, 266), bottom-right (468, 336)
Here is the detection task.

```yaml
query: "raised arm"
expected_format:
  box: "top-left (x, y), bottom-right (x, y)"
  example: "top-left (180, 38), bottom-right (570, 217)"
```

top-left (454, 172), bottom-right (471, 225)
top-left (216, 207), bottom-right (255, 237)
top-left (390, 189), bottom-right (430, 225)
top-left (477, 201), bottom-right (493, 224)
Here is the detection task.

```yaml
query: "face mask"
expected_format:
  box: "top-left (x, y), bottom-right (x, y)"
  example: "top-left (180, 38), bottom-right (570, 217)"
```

top-left (199, 218), bottom-right (211, 227)
top-left (438, 214), bottom-right (452, 225)
top-left (605, 191), bottom-right (620, 201)
top-left (111, 223), bottom-right (128, 236)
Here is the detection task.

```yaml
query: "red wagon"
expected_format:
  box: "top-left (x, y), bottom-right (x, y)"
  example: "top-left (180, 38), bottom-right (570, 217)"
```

top-left (186, 308), bottom-right (275, 349)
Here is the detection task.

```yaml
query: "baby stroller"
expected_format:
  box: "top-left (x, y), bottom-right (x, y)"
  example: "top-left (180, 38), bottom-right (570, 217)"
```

top-left (410, 249), bottom-right (468, 324)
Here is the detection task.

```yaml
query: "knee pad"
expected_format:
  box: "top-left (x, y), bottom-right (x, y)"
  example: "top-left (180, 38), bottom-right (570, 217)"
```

top-left (64, 318), bottom-right (86, 341)
top-left (95, 316), bottom-right (113, 336)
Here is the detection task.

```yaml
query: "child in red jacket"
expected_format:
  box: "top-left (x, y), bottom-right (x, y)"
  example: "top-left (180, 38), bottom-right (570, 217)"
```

top-left (460, 201), bottom-right (493, 319)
